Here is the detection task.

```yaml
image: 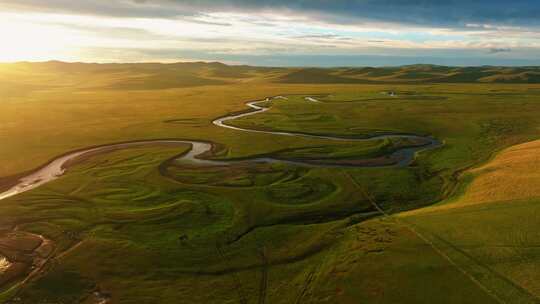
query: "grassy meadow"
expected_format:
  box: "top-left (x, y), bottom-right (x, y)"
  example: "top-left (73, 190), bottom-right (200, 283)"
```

top-left (0, 62), bottom-right (540, 303)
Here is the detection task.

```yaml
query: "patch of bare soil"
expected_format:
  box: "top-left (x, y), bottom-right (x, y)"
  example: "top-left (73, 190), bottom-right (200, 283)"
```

top-left (0, 230), bottom-right (54, 289)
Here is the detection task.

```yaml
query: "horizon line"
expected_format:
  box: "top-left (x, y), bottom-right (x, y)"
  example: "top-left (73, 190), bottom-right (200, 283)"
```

top-left (2, 59), bottom-right (540, 69)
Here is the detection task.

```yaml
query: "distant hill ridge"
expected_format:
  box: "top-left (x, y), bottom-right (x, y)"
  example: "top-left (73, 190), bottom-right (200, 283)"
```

top-left (2, 61), bottom-right (540, 89)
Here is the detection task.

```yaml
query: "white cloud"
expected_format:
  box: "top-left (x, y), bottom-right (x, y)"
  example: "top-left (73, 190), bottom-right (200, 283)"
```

top-left (0, 7), bottom-right (539, 63)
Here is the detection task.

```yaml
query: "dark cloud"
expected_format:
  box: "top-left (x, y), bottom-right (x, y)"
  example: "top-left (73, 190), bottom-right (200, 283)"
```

top-left (488, 48), bottom-right (512, 54)
top-left (295, 34), bottom-right (352, 41)
top-left (186, 19), bottom-right (231, 26)
top-left (2, 0), bottom-right (540, 29)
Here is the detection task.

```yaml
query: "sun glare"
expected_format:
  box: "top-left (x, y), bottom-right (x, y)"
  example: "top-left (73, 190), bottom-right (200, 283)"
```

top-left (0, 13), bottom-right (78, 62)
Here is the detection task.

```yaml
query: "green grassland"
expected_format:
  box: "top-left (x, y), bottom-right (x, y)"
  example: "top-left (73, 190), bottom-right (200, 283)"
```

top-left (401, 198), bottom-right (540, 303)
top-left (1, 62), bottom-right (540, 303)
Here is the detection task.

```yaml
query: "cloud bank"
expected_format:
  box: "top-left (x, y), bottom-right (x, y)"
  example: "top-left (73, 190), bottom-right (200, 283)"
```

top-left (3, 0), bottom-right (540, 27)
top-left (0, 0), bottom-right (539, 65)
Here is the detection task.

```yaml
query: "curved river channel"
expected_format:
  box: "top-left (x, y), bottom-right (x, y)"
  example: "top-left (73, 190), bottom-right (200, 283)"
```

top-left (0, 96), bottom-right (441, 201)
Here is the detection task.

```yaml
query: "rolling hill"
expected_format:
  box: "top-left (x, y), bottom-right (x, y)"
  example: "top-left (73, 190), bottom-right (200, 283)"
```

top-left (400, 139), bottom-right (540, 302)
top-left (2, 62), bottom-right (540, 91)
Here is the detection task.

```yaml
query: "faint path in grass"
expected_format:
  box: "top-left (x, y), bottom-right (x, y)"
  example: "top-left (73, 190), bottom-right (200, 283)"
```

top-left (215, 244), bottom-right (249, 304)
top-left (258, 247), bottom-right (268, 304)
top-left (294, 265), bottom-right (319, 304)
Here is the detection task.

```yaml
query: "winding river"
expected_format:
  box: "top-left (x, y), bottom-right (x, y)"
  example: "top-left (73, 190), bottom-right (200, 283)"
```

top-left (0, 96), bottom-right (441, 201)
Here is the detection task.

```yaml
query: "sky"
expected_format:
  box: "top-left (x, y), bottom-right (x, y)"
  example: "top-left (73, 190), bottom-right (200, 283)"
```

top-left (1, 0), bottom-right (540, 66)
